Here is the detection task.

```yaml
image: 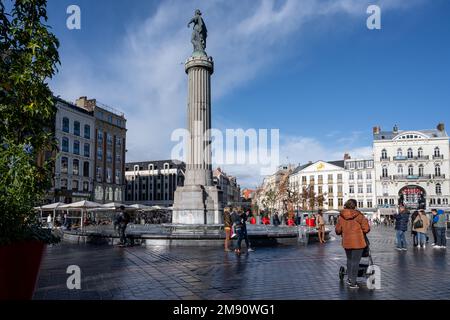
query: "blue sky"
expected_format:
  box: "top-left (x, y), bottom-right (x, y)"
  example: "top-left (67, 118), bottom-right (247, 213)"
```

top-left (40, 0), bottom-right (450, 187)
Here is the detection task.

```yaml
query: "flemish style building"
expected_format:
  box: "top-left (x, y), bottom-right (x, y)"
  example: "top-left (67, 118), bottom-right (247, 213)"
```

top-left (76, 97), bottom-right (127, 203)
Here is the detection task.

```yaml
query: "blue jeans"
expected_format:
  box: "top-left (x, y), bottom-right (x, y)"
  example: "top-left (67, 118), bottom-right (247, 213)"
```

top-left (396, 230), bottom-right (407, 248)
top-left (417, 232), bottom-right (427, 246)
top-left (436, 228), bottom-right (447, 247)
top-left (236, 226), bottom-right (250, 250)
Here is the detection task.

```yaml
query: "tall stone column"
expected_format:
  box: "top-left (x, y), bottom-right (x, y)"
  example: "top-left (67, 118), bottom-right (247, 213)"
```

top-left (184, 56), bottom-right (213, 186)
top-left (172, 55), bottom-right (223, 225)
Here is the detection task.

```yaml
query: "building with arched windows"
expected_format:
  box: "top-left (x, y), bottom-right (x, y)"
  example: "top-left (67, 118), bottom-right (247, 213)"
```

top-left (373, 124), bottom-right (449, 210)
top-left (124, 160), bottom-right (186, 207)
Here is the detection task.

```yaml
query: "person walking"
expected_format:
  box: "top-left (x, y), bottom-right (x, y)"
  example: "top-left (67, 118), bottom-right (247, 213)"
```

top-left (116, 206), bottom-right (130, 246)
top-left (335, 199), bottom-right (370, 289)
top-left (223, 207), bottom-right (232, 252)
top-left (411, 210), bottom-right (419, 248)
top-left (413, 209), bottom-right (430, 249)
top-left (394, 205), bottom-right (410, 251)
top-left (430, 209), bottom-right (438, 246)
top-left (433, 209), bottom-right (447, 249)
top-left (233, 209), bottom-right (254, 254)
top-left (316, 210), bottom-right (326, 244)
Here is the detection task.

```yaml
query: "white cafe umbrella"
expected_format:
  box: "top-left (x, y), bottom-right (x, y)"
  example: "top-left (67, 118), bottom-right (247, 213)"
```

top-left (42, 202), bottom-right (64, 224)
top-left (150, 205), bottom-right (170, 211)
top-left (100, 202), bottom-right (133, 210)
top-left (130, 204), bottom-right (153, 211)
top-left (34, 202), bottom-right (64, 224)
top-left (60, 200), bottom-right (103, 230)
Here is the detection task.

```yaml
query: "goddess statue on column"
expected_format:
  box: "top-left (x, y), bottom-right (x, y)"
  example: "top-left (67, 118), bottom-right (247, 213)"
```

top-left (187, 9), bottom-right (207, 54)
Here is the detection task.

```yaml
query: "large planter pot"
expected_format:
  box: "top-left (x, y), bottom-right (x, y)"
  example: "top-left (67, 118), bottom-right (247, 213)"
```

top-left (0, 241), bottom-right (46, 300)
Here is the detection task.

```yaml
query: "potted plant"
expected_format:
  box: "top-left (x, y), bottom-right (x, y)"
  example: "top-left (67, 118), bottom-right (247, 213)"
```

top-left (0, 0), bottom-right (61, 300)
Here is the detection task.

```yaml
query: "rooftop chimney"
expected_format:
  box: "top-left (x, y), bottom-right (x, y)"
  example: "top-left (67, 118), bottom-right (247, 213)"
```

top-left (393, 124), bottom-right (398, 133)
top-left (76, 96), bottom-right (96, 112)
top-left (437, 123), bottom-right (445, 132)
top-left (373, 126), bottom-right (380, 135)
top-left (344, 153), bottom-right (351, 160)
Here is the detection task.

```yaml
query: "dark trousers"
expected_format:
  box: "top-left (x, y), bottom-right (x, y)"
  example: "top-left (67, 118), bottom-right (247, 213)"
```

top-left (237, 227), bottom-right (250, 250)
top-left (436, 227), bottom-right (447, 247)
top-left (432, 226), bottom-right (437, 244)
top-left (412, 231), bottom-right (418, 247)
top-left (118, 225), bottom-right (127, 244)
top-left (345, 249), bottom-right (364, 285)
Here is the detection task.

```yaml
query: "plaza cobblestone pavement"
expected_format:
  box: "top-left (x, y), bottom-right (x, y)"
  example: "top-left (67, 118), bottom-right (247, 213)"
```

top-left (34, 226), bottom-right (450, 300)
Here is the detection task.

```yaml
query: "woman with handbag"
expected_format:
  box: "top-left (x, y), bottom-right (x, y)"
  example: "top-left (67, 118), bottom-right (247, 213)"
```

top-left (413, 209), bottom-right (430, 249)
top-left (335, 199), bottom-right (370, 289)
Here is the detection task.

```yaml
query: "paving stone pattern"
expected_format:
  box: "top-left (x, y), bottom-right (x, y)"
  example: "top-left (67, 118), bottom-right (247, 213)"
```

top-left (34, 226), bottom-right (450, 300)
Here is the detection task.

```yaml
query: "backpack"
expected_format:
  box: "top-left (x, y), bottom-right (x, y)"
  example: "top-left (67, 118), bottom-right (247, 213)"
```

top-left (414, 216), bottom-right (423, 229)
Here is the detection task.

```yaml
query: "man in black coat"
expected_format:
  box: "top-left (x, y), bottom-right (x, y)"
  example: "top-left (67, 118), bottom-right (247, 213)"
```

top-left (116, 206), bottom-right (130, 246)
top-left (394, 205), bottom-right (410, 251)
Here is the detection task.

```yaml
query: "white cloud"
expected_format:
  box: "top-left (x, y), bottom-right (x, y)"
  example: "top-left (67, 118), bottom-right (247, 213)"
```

top-left (51, 0), bottom-right (421, 187)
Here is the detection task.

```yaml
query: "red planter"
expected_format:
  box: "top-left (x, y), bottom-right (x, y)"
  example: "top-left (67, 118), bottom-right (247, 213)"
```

top-left (0, 241), bottom-right (46, 300)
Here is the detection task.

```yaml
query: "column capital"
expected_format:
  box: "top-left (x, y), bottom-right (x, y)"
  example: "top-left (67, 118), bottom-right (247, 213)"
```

top-left (185, 55), bottom-right (214, 74)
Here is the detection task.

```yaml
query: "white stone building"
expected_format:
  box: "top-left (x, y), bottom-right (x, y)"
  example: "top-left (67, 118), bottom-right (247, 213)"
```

top-left (373, 124), bottom-right (449, 210)
top-left (256, 164), bottom-right (296, 212)
top-left (53, 98), bottom-right (95, 203)
top-left (344, 157), bottom-right (377, 211)
top-left (289, 160), bottom-right (346, 211)
top-left (288, 156), bottom-right (376, 212)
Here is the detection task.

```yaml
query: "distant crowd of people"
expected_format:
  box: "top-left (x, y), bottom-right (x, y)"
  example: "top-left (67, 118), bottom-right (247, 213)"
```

top-left (394, 206), bottom-right (447, 250)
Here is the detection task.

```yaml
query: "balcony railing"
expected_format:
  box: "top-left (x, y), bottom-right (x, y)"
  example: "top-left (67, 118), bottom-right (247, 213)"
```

top-left (433, 174), bottom-right (446, 179)
top-left (393, 174), bottom-right (432, 180)
top-left (414, 156), bottom-right (430, 161)
top-left (380, 157), bottom-right (390, 161)
top-left (380, 176), bottom-right (391, 180)
top-left (433, 155), bottom-right (444, 160)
